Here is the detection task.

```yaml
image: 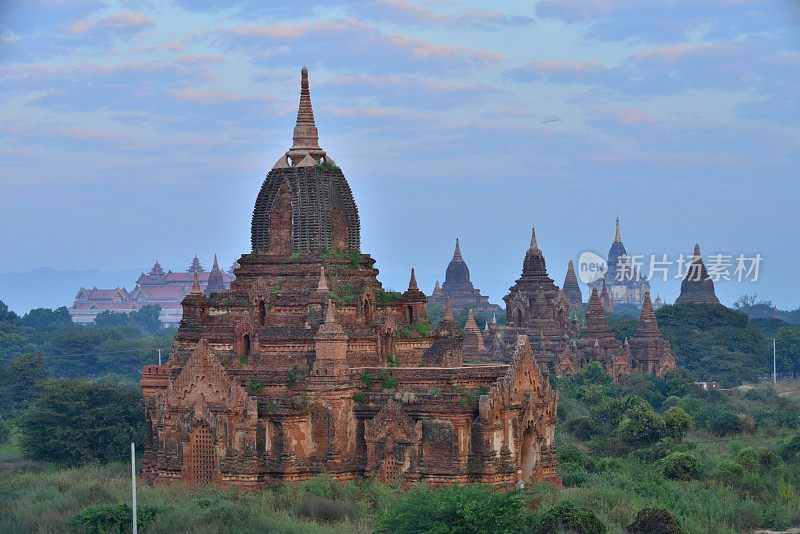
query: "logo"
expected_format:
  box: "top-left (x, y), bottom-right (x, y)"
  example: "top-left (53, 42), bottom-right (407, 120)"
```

top-left (578, 251), bottom-right (607, 285)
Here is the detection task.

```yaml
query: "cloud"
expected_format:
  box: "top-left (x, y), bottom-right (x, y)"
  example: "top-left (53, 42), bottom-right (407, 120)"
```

top-left (364, 0), bottom-right (534, 29)
top-left (506, 60), bottom-right (610, 84)
top-left (67, 11), bottom-right (154, 35)
top-left (534, 0), bottom-right (798, 43)
top-left (219, 19), bottom-right (504, 72)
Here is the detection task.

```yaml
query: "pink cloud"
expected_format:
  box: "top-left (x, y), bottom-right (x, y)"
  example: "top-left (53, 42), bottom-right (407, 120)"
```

top-left (175, 55), bottom-right (225, 66)
top-left (591, 106), bottom-right (660, 126)
top-left (169, 88), bottom-right (272, 105)
top-left (633, 43), bottom-right (735, 63)
top-left (386, 34), bottom-right (504, 62)
top-left (231, 19), bottom-right (371, 39)
top-left (535, 0), bottom-right (619, 22)
top-left (328, 74), bottom-right (492, 93)
top-left (68, 12), bottom-right (154, 35)
top-left (528, 60), bottom-right (605, 73)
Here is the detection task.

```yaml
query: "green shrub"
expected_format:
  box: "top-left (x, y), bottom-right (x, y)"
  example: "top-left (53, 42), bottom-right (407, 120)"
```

top-left (375, 484), bottom-right (528, 533)
top-left (736, 447), bottom-right (759, 471)
top-left (779, 433), bottom-right (800, 463)
top-left (287, 366), bottom-right (305, 388)
top-left (415, 323), bottom-right (432, 337)
top-left (616, 404), bottom-right (665, 447)
top-left (289, 251), bottom-right (302, 261)
top-left (65, 503), bottom-right (159, 534)
top-left (376, 290), bottom-right (403, 304)
top-left (0, 416), bottom-right (10, 444)
top-left (557, 443), bottom-right (587, 466)
top-left (295, 495), bottom-right (358, 523)
top-left (626, 507), bottom-right (683, 534)
top-left (386, 355), bottom-right (400, 367)
top-left (359, 371), bottom-right (374, 388)
top-left (245, 379), bottom-right (262, 396)
top-left (715, 459), bottom-right (745, 486)
top-left (663, 407), bottom-right (693, 440)
top-left (759, 449), bottom-right (781, 468)
top-left (558, 462), bottom-right (589, 487)
top-left (662, 452), bottom-right (704, 481)
top-left (395, 327), bottom-right (412, 339)
top-left (530, 501), bottom-right (606, 534)
top-left (353, 391), bottom-right (365, 403)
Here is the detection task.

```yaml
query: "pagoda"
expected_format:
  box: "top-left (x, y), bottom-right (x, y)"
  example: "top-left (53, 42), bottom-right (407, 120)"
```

top-left (561, 260), bottom-right (582, 310)
top-left (590, 217), bottom-right (650, 307)
top-left (428, 239), bottom-right (502, 316)
top-left (629, 290), bottom-right (676, 376)
top-left (675, 244), bottom-right (721, 305)
top-left (141, 68), bottom-right (558, 490)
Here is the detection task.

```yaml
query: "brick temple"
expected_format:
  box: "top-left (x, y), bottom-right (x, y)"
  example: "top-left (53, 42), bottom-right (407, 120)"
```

top-left (141, 68), bottom-right (559, 490)
top-left (484, 228), bottom-right (676, 381)
top-left (428, 239), bottom-right (503, 316)
top-left (675, 243), bottom-right (721, 305)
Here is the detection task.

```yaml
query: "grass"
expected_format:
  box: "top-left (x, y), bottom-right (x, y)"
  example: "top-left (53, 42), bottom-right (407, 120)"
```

top-left (0, 454), bottom-right (396, 534)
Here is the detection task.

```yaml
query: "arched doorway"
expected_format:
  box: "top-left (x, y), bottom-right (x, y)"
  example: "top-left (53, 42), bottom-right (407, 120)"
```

top-left (520, 424), bottom-right (540, 482)
top-left (188, 424), bottom-right (215, 485)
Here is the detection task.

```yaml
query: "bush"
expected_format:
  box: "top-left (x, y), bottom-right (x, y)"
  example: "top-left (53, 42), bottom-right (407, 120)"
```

top-left (617, 404), bottom-right (665, 447)
top-left (662, 407), bottom-right (693, 440)
top-left (779, 433), bottom-right (800, 463)
top-left (697, 404), bottom-right (741, 436)
top-left (65, 503), bottom-right (159, 534)
top-left (736, 447), bottom-right (759, 471)
top-left (715, 459), bottom-right (745, 486)
top-left (375, 484), bottom-right (528, 533)
top-left (558, 462), bottom-right (589, 487)
top-left (626, 507), bottom-right (683, 534)
top-left (295, 495), bottom-right (358, 523)
top-left (557, 443), bottom-right (587, 466)
top-left (0, 416), bottom-right (10, 443)
top-left (530, 501), bottom-right (606, 534)
top-left (662, 452), bottom-right (704, 481)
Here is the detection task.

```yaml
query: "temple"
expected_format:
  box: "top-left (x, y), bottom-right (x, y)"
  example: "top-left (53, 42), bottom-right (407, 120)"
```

top-left (428, 239), bottom-right (502, 316)
top-left (561, 260), bottom-right (582, 310)
top-left (675, 244), bottom-right (720, 305)
top-left (590, 217), bottom-right (650, 307)
top-left (69, 256), bottom-right (232, 326)
top-left (141, 68), bottom-right (559, 490)
top-left (483, 228), bottom-right (675, 381)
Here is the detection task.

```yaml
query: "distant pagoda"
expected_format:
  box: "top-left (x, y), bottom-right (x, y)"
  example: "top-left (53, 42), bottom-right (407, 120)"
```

top-left (675, 243), bottom-right (721, 305)
top-left (562, 260), bottom-right (582, 310)
top-left (428, 238), bottom-right (502, 315)
top-left (590, 216), bottom-right (650, 307)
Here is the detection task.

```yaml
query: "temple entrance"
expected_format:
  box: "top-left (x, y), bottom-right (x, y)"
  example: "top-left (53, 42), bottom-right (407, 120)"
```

top-left (187, 424), bottom-right (215, 485)
top-left (520, 425), bottom-right (539, 482)
top-left (516, 309), bottom-right (523, 327)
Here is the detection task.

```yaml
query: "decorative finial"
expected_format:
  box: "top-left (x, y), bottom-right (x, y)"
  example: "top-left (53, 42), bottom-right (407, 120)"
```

top-left (317, 266), bottom-right (329, 292)
top-left (212, 254), bottom-right (219, 270)
top-left (491, 314), bottom-right (497, 325)
top-left (190, 270), bottom-right (202, 295)
top-left (693, 243), bottom-right (701, 257)
top-left (529, 226), bottom-right (539, 251)
top-left (453, 238), bottom-right (462, 261)
top-left (614, 215), bottom-right (621, 243)
top-left (287, 67), bottom-right (326, 164)
top-left (408, 268), bottom-right (418, 291)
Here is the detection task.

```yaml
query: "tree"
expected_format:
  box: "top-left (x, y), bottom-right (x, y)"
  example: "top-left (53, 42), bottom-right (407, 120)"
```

top-left (662, 407), bottom-right (693, 440)
top-left (530, 501), bottom-right (606, 534)
top-left (662, 452), bottom-right (704, 481)
top-left (775, 325), bottom-right (800, 378)
top-left (18, 379), bottom-right (145, 465)
top-left (616, 403), bottom-right (665, 447)
top-left (0, 300), bottom-right (19, 324)
top-left (0, 352), bottom-right (48, 414)
top-left (19, 307), bottom-right (72, 329)
top-left (130, 305), bottom-right (162, 335)
top-left (657, 304), bottom-right (768, 386)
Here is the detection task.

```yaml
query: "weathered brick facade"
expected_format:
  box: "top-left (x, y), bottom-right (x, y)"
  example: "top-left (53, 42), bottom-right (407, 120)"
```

top-left (141, 68), bottom-right (559, 490)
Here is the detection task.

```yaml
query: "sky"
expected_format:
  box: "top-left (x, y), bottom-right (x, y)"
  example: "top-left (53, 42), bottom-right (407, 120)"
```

top-left (1, 0), bottom-right (799, 311)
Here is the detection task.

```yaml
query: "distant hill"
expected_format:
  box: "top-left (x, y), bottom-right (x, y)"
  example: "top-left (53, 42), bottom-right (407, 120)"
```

top-left (0, 267), bottom-right (142, 314)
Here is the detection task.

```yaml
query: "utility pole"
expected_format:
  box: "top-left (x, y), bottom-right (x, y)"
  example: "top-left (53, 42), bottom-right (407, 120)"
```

top-left (773, 338), bottom-right (777, 385)
top-left (158, 348), bottom-right (162, 365)
top-left (131, 443), bottom-right (138, 534)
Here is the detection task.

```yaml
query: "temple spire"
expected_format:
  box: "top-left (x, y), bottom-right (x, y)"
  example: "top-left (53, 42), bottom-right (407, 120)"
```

top-left (212, 254), bottom-right (220, 271)
top-left (453, 238), bottom-right (463, 261)
top-left (693, 243), bottom-right (701, 257)
top-left (408, 268), bottom-right (418, 291)
top-left (530, 226), bottom-right (539, 251)
top-left (325, 299), bottom-right (337, 323)
top-left (190, 271), bottom-right (202, 295)
top-left (287, 67), bottom-right (326, 164)
top-left (317, 266), bottom-right (329, 293)
top-left (614, 215), bottom-right (621, 243)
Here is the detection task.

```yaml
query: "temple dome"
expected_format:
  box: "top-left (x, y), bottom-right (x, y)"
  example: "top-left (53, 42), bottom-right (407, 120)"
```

top-left (443, 239), bottom-right (472, 290)
top-left (251, 68), bottom-right (361, 254)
